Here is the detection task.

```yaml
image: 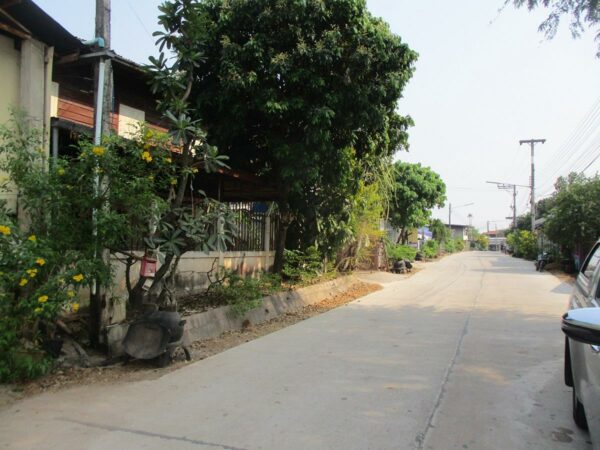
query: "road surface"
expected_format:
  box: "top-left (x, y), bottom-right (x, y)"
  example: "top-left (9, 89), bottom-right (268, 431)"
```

top-left (0, 252), bottom-right (590, 449)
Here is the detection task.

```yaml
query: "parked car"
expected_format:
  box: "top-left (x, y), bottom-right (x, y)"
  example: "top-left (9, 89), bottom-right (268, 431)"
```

top-left (562, 239), bottom-right (600, 446)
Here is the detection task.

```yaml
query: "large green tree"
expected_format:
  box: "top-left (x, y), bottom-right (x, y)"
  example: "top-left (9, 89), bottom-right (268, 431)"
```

top-left (389, 162), bottom-right (446, 244)
top-left (508, 0), bottom-right (600, 57)
top-left (544, 173), bottom-right (600, 252)
top-left (157, 0), bottom-right (418, 271)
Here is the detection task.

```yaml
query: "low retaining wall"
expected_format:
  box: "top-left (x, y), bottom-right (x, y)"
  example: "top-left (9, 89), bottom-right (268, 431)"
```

top-left (185, 275), bottom-right (360, 342)
top-left (107, 275), bottom-right (361, 357)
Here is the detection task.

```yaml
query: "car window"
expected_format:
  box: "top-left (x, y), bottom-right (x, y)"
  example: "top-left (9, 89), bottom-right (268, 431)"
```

top-left (582, 244), bottom-right (600, 279)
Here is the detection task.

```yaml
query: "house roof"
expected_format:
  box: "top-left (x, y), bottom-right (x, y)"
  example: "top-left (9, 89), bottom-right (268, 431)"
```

top-left (0, 0), bottom-right (84, 54)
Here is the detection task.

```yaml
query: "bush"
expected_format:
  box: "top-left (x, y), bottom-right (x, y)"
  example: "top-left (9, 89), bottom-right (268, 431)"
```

top-left (423, 240), bottom-right (439, 259)
top-left (211, 272), bottom-right (281, 317)
top-left (386, 244), bottom-right (418, 262)
top-left (454, 238), bottom-right (465, 252)
top-left (506, 230), bottom-right (537, 260)
top-left (0, 215), bottom-right (93, 382)
top-left (282, 247), bottom-right (323, 283)
top-left (444, 239), bottom-right (456, 253)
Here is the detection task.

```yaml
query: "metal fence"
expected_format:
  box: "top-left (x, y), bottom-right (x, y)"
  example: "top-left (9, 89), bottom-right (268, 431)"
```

top-left (227, 202), bottom-right (279, 252)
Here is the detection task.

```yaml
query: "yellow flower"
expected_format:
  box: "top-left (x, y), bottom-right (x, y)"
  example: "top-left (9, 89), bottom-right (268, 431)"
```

top-left (19, 278), bottom-right (28, 287)
top-left (141, 151), bottom-right (153, 163)
top-left (72, 303), bottom-right (80, 313)
top-left (34, 307), bottom-right (43, 314)
top-left (165, 157), bottom-right (172, 164)
top-left (67, 290), bottom-right (76, 298)
top-left (191, 167), bottom-right (199, 174)
top-left (170, 178), bottom-right (177, 185)
top-left (72, 274), bottom-right (84, 282)
top-left (57, 167), bottom-right (65, 176)
top-left (148, 175), bottom-right (155, 181)
top-left (0, 225), bottom-right (10, 236)
top-left (144, 129), bottom-right (154, 140)
top-left (38, 295), bottom-right (48, 303)
top-left (27, 268), bottom-right (38, 278)
top-left (92, 146), bottom-right (105, 156)
top-left (28, 235), bottom-right (36, 242)
top-left (35, 258), bottom-right (46, 266)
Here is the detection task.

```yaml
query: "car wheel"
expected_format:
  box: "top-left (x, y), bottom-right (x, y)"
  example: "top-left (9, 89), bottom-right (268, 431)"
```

top-left (572, 385), bottom-right (588, 430)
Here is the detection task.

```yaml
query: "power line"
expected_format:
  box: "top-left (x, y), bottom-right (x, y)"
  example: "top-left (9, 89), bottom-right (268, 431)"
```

top-left (537, 96), bottom-right (600, 191)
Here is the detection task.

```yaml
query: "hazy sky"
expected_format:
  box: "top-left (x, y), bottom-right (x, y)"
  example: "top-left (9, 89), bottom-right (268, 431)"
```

top-left (36, 0), bottom-right (600, 231)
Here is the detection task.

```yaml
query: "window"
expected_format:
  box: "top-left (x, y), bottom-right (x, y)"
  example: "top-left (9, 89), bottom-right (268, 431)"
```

top-left (582, 244), bottom-right (600, 279)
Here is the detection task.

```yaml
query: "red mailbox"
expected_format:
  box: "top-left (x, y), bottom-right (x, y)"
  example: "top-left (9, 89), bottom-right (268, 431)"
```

top-left (140, 256), bottom-right (157, 278)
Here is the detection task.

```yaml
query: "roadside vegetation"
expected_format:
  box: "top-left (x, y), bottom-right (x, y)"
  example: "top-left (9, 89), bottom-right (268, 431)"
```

top-left (507, 173), bottom-right (600, 268)
top-left (0, 0), bottom-right (461, 383)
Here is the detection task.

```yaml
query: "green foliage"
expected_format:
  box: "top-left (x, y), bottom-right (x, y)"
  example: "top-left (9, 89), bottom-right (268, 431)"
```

top-left (430, 219), bottom-right (450, 243)
top-left (444, 239), bottom-right (457, 253)
top-left (386, 244), bottom-right (418, 262)
top-left (507, 230), bottom-right (537, 259)
top-left (389, 162), bottom-right (446, 244)
top-left (282, 247), bottom-right (323, 283)
top-left (543, 173), bottom-right (600, 252)
top-left (454, 238), bottom-right (465, 252)
top-left (336, 180), bottom-right (386, 271)
top-left (156, 0), bottom-right (418, 266)
top-left (211, 272), bottom-right (281, 317)
top-left (477, 234), bottom-right (490, 251)
top-left (509, 0), bottom-right (600, 57)
top-left (423, 240), bottom-right (439, 259)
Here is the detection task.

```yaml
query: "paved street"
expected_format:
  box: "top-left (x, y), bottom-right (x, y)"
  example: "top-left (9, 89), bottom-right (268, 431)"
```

top-left (0, 252), bottom-right (590, 450)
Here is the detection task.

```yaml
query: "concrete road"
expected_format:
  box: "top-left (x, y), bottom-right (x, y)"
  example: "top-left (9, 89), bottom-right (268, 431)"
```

top-left (0, 252), bottom-right (591, 450)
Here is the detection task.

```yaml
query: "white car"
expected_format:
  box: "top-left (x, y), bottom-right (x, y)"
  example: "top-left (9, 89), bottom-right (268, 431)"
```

top-left (562, 240), bottom-right (600, 447)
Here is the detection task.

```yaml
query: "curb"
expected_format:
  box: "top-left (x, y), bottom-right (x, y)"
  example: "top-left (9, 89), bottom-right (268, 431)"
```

top-left (107, 275), bottom-right (362, 357)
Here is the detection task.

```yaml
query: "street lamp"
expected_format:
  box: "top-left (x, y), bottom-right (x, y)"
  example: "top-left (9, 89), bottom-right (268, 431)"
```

top-left (448, 202), bottom-right (474, 229)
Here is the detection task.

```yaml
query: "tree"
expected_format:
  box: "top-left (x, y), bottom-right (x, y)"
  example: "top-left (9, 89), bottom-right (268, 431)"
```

top-left (508, 0), bottom-right (600, 57)
top-left (389, 162), bottom-right (446, 244)
top-left (161, 0), bottom-right (418, 271)
top-left (544, 173), bottom-right (600, 253)
top-left (430, 218), bottom-right (450, 243)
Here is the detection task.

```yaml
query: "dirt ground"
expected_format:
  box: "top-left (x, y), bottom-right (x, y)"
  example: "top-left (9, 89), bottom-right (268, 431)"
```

top-left (0, 281), bottom-right (381, 409)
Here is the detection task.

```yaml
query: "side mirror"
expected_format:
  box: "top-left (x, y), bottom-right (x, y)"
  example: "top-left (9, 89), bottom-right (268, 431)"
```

top-left (562, 308), bottom-right (600, 346)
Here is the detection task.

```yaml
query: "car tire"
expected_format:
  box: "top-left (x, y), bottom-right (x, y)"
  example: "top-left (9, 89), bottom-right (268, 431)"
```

top-left (572, 385), bottom-right (588, 430)
top-left (564, 338), bottom-right (573, 387)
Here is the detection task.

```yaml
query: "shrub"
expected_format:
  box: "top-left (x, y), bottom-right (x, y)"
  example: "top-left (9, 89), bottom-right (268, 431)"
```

top-left (210, 272), bottom-right (281, 317)
top-left (386, 244), bottom-right (417, 262)
top-left (423, 240), bottom-right (439, 259)
top-left (454, 238), bottom-right (465, 252)
top-left (506, 230), bottom-right (537, 260)
top-left (0, 215), bottom-right (94, 382)
top-left (282, 247), bottom-right (323, 283)
top-left (444, 239), bottom-right (456, 253)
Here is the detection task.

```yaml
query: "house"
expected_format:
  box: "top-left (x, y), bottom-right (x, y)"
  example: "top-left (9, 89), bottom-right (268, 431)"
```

top-left (0, 0), bottom-right (281, 291)
top-left (446, 224), bottom-right (470, 242)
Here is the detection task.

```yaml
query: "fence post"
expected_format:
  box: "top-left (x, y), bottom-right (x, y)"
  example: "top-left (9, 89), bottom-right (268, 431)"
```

top-left (264, 214), bottom-right (271, 252)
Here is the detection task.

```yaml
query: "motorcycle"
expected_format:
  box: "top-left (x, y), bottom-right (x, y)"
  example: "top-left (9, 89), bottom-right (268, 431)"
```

top-left (535, 252), bottom-right (550, 272)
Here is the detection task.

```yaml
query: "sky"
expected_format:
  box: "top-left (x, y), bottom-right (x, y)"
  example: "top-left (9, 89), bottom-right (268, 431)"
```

top-left (35, 0), bottom-right (600, 231)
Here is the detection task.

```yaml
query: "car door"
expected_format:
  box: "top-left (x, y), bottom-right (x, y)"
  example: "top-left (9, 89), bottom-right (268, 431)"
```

top-left (570, 243), bottom-right (600, 444)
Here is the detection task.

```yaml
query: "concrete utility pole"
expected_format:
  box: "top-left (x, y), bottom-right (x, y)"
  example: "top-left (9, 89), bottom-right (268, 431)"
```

top-left (95, 0), bottom-right (113, 135)
top-left (448, 202), bottom-right (474, 229)
top-left (519, 139), bottom-right (545, 232)
top-left (90, 0), bottom-right (113, 347)
top-left (486, 181), bottom-right (530, 230)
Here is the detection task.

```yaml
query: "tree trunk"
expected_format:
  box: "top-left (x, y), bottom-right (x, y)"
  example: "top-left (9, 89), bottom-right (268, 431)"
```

top-left (273, 201), bottom-right (292, 274)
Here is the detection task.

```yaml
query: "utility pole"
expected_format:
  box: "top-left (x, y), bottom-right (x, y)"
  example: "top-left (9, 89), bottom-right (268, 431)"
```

top-left (486, 181), bottom-right (529, 230)
top-left (90, 0), bottom-right (113, 347)
top-left (519, 139), bottom-right (545, 232)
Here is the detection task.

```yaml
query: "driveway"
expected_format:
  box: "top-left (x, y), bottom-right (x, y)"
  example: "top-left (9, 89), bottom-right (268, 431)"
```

top-left (0, 252), bottom-right (589, 449)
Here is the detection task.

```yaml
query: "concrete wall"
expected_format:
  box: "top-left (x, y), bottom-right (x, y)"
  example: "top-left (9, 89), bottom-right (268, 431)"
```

top-left (77, 250), bottom-right (275, 329)
top-left (0, 34), bottom-right (21, 212)
top-left (0, 35), bottom-right (52, 215)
